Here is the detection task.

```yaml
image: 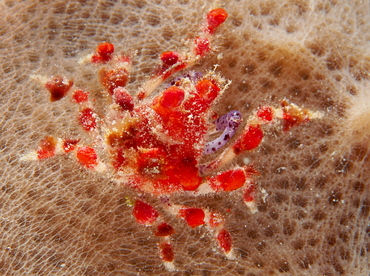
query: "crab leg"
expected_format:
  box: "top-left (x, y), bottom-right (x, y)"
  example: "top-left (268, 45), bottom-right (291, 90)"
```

top-left (87, 42), bottom-right (135, 112)
top-left (20, 135), bottom-right (106, 171)
top-left (138, 8), bottom-right (228, 99)
top-left (163, 201), bottom-right (235, 259)
top-left (21, 75), bottom-right (108, 171)
top-left (131, 199), bottom-right (176, 271)
top-left (204, 102), bottom-right (322, 170)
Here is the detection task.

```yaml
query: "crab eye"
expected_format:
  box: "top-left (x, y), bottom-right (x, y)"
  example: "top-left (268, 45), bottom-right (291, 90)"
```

top-left (203, 110), bottom-right (242, 155)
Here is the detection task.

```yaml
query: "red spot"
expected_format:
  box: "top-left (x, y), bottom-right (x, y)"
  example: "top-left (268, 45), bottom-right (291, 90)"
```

top-left (91, 55), bottom-right (103, 63)
top-left (194, 36), bottom-right (210, 57)
top-left (217, 229), bottom-right (232, 253)
top-left (160, 87), bottom-right (185, 109)
top-left (159, 243), bottom-right (174, 262)
top-left (165, 156), bottom-right (202, 192)
top-left (257, 106), bottom-right (274, 122)
top-left (76, 146), bottom-right (98, 168)
top-left (78, 108), bottom-right (96, 131)
top-left (206, 8), bottom-right (228, 34)
top-left (133, 200), bottom-right (159, 226)
top-left (211, 112), bottom-right (218, 120)
top-left (100, 67), bottom-right (129, 94)
top-left (195, 79), bottom-right (220, 104)
top-left (209, 168), bottom-right (246, 191)
top-left (233, 125), bottom-right (263, 154)
top-left (117, 55), bottom-right (131, 63)
top-left (62, 139), bottom-right (80, 153)
top-left (113, 87), bottom-right (134, 111)
top-left (152, 86), bottom-right (185, 115)
top-left (137, 91), bottom-right (145, 100)
top-left (244, 184), bottom-right (256, 202)
top-left (282, 111), bottom-right (309, 131)
top-left (72, 90), bottom-right (89, 103)
top-left (160, 51), bottom-right (180, 66)
top-left (37, 136), bottom-right (57, 159)
top-left (137, 148), bottom-right (166, 179)
top-left (209, 212), bottom-right (224, 228)
top-left (281, 100), bottom-right (310, 131)
top-left (45, 75), bottom-right (73, 102)
top-left (180, 170), bottom-right (202, 191)
top-left (180, 208), bottom-right (205, 228)
top-left (112, 149), bottom-right (126, 171)
top-left (92, 42), bottom-right (114, 63)
top-left (155, 223), bottom-right (175, 237)
top-left (97, 42), bottom-right (114, 57)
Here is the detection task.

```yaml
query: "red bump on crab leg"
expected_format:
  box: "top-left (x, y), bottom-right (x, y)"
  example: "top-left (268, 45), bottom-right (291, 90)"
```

top-left (208, 212), bottom-right (225, 228)
top-left (132, 200), bottom-right (159, 226)
top-left (244, 184), bottom-right (256, 203)
top-left (280, 100), bottom-right (311, 131)
top-left (243, 183), bottom-right (258, 214)
top-left (99, 67), bottom-right (130, 95)
top-left (216, 229), bottom-right (233, 255)
top-left (76, 146), bottom-right (98, 168)
top-left (206, 8), bottom-right (228, 34)
top-left (113, 87), bottom-right (134, 111)
top-left (256, 106), bottom-right (274, 122)
top-left (45, 75), bottom-right (73, 102)
top-left (36, 136), bottom-right (57, 159)
top-left (160, 51), bottom-right (181, 66)
top-left (159, 241), bottom-right (175, 271)
top-left (194, 36), bottom-right (211, 57)
top-left (91, 42), bottom-right (115, 63)
top-left (209, 167), bottom-right (247, 192)
top-left (159, 242), bottom-right (175, 263)
top-left (72, 89), bottom-right (89, 104)
top-left (179, 208), bottom-right (205, 228)
top-left (233, 124), bottom-right (264, 154)
top-left (154, 223), bottom-right (176, 237)
top-left (75, 146), bottom-right (105, 172)
top-left (62, 139), bottom-right (80, 153)
top-left (78, 108), bottom-right (97, 131)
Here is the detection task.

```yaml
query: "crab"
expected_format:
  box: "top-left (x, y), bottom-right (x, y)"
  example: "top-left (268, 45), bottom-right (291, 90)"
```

top-left (22, 8), bottom-right (321, 271)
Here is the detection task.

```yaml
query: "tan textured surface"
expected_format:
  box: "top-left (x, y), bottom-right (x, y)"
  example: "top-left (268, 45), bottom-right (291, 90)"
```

top-left (1, 0), bottom-right (369, 275)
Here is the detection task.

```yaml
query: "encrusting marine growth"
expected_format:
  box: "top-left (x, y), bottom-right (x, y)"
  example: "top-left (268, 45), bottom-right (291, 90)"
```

top-left (21, 7), bottom-right (322, 271)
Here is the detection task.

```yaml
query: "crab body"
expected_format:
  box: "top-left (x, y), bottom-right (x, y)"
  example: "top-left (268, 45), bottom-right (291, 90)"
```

top-left (22, 7), bottom-right (321, 271)
top-left (109, 76), bottom-right (226, 195)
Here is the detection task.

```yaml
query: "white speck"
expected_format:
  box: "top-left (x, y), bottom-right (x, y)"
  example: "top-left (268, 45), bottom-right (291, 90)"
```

top-left (20, 151), bottom-right (38, 161)
top-left (95, 162), bottom-right (107, 173)
top-left (164, 261), bottom-right (176, 271)
top-left (242, 157), bottom-right (251, 165)
top-left (260, 188), bottom-right (269, 203)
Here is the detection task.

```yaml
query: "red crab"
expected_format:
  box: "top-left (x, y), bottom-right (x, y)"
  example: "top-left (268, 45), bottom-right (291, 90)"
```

top-left (22, 8), bottom-right (319, 270)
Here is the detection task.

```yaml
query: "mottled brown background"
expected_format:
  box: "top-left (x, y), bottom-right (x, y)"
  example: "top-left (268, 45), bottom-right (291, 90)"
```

top-left (1, 0), bottom-right (369, 275)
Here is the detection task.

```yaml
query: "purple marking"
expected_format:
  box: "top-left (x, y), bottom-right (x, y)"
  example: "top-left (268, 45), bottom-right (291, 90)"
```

top-left (170, 71), bottom-right (203, 87)
top-left (203, 110), bottom-right (242, 155)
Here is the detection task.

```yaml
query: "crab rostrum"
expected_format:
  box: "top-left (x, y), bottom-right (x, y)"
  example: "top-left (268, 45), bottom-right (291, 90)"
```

top-left (22, 8), bottom-right (321, 271)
